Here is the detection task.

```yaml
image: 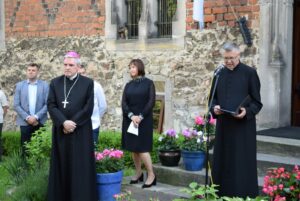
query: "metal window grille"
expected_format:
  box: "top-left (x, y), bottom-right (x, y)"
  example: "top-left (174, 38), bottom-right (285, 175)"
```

top-left (126, 0), bottom-right (142, 39)
top-left (157, 0), bottom-right (177, 38)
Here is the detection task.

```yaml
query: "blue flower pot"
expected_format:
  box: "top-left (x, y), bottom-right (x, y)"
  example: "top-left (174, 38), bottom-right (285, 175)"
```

top-left (96, 170), bottom-right (123, 201)
top-left (181, 150), bottom-right (205, 171)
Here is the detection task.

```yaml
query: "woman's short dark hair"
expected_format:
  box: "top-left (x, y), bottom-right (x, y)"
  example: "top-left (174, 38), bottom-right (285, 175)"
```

top-left (129, 59), bottom-right (145, 76)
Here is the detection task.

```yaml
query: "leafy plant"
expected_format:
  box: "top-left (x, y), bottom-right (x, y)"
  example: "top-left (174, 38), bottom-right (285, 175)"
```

top-left (25, 123), bottom-right (52, 170)
top-left (174, 182), bottom-right (219, 201)
top-left (173, 182), bottom-right (268, 201)
top-left (157, 129), bottom-right (180, 151)
top-left (2, 124), bottom-right (51, 201)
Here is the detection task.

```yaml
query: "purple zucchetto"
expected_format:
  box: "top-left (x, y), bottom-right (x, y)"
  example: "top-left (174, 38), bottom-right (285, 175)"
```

top-left (64, 51), bottom-right (80, 58)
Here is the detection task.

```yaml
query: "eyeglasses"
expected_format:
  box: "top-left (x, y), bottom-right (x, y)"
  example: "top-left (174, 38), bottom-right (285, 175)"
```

top-left (224, 56), bottom-right (239, 61)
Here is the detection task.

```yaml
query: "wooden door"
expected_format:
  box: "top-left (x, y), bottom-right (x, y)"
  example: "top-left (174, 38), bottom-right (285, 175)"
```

top-left (292, 0), bottom-right (300, 126)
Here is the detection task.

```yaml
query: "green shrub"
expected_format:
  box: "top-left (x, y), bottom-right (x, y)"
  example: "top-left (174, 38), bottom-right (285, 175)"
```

top-left (2, 131), bottom-right (20, 156)
top-left (3, 128), bottom-right (160, 169)
top-left (25, 124), bottom-right (52, 170)
top-left (2, 128), bottom-right (161, 200)
top-left (2, 124), bottom-right (52, 201)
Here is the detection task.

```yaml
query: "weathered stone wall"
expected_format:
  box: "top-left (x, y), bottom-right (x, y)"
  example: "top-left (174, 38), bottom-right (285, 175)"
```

top-left (0, 27), bottom-right (259, 132)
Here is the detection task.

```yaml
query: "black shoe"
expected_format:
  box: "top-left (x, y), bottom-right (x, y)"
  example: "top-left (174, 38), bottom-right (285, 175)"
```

top-left (129, 173), bottom-right (144, 184)
top-left (142, 176), bottom-right (156, 188)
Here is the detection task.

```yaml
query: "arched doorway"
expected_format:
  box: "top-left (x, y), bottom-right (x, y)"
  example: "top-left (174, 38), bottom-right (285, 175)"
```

top-left (292, 0), bottom-right (300, 126)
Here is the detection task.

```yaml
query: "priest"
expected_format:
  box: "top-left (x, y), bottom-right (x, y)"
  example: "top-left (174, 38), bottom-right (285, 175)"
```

top-left (210, 42), bottom-right (263, 198)
top-left (47, 51), bottom-right (97, 201)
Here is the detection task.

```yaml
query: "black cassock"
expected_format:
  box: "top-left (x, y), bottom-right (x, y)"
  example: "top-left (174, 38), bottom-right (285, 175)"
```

top-left (210, 63), bottom-right (263, 198)
top-left (47, 75), bottom-right (97, 201)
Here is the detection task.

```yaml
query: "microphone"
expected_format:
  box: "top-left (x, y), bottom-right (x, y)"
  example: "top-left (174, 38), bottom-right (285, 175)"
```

top-left (214, 64), bottom-right (224, 76)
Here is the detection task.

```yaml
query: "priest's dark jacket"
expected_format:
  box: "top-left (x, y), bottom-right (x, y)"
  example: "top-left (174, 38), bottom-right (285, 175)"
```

top-left (210, 62), bottom-right (263, 198)
top-left (47, 74), bottom-right (98, 201)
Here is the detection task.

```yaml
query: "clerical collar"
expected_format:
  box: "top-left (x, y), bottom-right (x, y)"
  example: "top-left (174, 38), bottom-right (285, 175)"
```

top-left (67, 73), bottom-right (78, 81)
top-left (226, 62), bottom-right (240, 71)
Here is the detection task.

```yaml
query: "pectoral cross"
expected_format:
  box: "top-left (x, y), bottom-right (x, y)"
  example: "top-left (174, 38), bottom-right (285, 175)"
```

top-left (62, 100), bottom-right (69, 108)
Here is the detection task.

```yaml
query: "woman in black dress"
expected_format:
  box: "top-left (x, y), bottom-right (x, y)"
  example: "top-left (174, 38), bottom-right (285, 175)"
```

top-left (121, 59), bottom-right (156, 188)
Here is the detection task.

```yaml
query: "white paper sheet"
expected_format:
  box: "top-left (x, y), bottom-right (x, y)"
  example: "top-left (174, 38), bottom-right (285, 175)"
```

top-left (127, 121), bottom-right (139, 136)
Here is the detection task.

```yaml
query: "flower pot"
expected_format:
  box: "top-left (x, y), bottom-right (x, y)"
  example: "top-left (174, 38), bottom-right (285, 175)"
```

top-left (158, 150), bottom-right (181, 167)
top-left (96, 170), bottom-right (123, 201)
top-left (181, 150), bottom-right (205, 171)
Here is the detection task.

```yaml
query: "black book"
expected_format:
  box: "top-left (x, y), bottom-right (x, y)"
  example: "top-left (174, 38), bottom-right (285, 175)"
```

top-left (219, 95), bottom-right (251, 116)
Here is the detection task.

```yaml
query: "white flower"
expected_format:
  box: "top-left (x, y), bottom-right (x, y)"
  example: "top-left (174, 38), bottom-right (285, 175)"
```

top-left (175, 134), bottom-right (179, 139)
top-left (158, 136), bottom-right (163, 141)
top-left (197, 131), bottom-right (203, 136)
top-left (197, 138), bottom-right (201, 143)
top-left (203, 136), bottom-right (208, 142)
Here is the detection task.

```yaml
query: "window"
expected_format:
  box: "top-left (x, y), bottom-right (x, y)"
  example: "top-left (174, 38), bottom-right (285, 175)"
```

top-left (126, 0), bottom-right (142, 39)
top-left (157, 0), bottom-right (177, 38)
top-left (105, 0), bottom-right (185, 50)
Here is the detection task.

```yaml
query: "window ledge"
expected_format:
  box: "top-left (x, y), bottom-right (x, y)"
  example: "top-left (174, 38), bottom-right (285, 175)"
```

top-left (105, 37), bottom-right (185, 51)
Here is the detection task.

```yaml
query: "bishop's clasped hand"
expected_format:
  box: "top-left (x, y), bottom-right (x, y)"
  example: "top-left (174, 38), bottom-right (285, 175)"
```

top-left (63, 120), bottom-right (77, 134)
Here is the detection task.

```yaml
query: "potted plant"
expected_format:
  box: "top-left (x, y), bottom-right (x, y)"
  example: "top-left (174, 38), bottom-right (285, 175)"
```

top-left (157, 129), bottom-right (181, 166)
top-left (180, 115), bottom-right (216, 171)
top-left (95, 149), bottom-right (124, 201)
top-left (262, 166), bottom-right (300, 201)
top-left (180, 128), bottom-right (206, 171)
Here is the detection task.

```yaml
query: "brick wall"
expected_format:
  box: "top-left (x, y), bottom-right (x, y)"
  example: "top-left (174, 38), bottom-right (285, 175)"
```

top-left (5, 0), bottom-right (105, 38)
top-left (4, 0), bottom-right (259, 38)
top-left (186, 0), bottom-right (260, 30)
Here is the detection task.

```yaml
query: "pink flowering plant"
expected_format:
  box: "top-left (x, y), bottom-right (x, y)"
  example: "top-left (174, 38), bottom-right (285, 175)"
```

top-left (180, 115), bottom-right (216, 152)
top-left (194, 115), bottom-right (216, 135)
top-left (157, 129), bottom-right (180, 151)
top-left (262, 166), bottom-right (300, 201)
top-left (95, 149), bottom-right (124, 174)
top-left (180, 128), bottom-right (207, 152)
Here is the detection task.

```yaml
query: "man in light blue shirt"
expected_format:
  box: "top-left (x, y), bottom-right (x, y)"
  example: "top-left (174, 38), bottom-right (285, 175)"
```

top-left (78, 64), bottom-right (107, 145)
top-left (14, 63), bottom-right (49, 154)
